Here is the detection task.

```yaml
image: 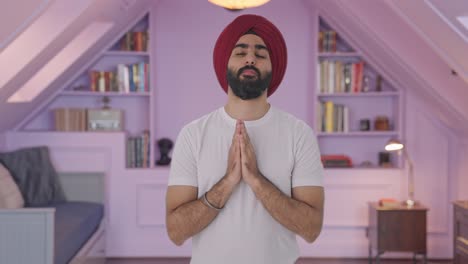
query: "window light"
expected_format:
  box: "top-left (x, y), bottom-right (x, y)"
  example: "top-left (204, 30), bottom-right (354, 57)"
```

top-left (8, 22), bottom-right (113, 103)
top-left (0, 0), bottom-right (51, 50)
top-left (0, 0), bottom-right (93, 91)
top-left (457, 16), bottom-right (468, 31)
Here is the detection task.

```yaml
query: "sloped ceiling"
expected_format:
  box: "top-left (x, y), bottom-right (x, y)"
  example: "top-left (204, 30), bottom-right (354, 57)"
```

top-left (387, 0), bottom-right (468, 86)
top-left (0, 0), bottom-right (52, 51)
top-left (0, 0), bottom-right (467, 135)
top-left (0, 0), bottom-right (153, 132)
top-left (310, 0), bottom-right (468, 135)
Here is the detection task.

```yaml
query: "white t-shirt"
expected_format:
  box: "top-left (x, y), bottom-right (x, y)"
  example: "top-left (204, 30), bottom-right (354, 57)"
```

top-left (168, 105), bottom-right (323, 264)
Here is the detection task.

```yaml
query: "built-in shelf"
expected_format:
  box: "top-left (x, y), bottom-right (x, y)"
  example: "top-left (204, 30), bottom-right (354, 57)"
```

top-left (124, 167), bottom-right (170, 173)
top-left (14, 130), bottom-right (126, 134)
top-left (60, 91), bottom-right (150, 97)
top-left (317, 92), bottom-right (399, 97)
top-left (318, 52), bottom-right (361, 57)
top-left (317, 131), bottom-right (399, 137)
top-left (324, 167), bottom-right (400, 170)
top-left (103, 51), bottom-right (149, 56)
top-left (317, 17), bottom-right (402, 168)
top-left (121, 167), bottom-right (170, 184)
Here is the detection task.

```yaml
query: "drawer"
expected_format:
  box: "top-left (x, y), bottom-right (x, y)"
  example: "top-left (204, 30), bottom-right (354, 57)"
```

top-left (457, 236), bottom-right (468, 254)
top-left (455, 207), bottom-right (468, 223)
top-left (378, 210), bottom-right (426, 252)
top-left (456, 219), bottom-right (468, 242)
top-left (455, 254), bottom-right (468, 264)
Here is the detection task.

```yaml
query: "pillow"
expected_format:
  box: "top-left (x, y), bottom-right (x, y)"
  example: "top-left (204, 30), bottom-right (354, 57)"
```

top-left (0, 162), bottom-right (25, 208)
top-left (0, 146), bottom-right (67, 206)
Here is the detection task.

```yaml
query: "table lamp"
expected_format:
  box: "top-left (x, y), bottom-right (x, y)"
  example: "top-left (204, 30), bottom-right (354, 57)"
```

top-left (385, 139), bottom-right (415, 207)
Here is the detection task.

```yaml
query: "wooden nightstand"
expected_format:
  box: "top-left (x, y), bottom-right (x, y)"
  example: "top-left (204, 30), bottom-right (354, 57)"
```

top-left (367, 202), bottom-right (428, 264)
top-left (453, 201), bottom-right (468, 264)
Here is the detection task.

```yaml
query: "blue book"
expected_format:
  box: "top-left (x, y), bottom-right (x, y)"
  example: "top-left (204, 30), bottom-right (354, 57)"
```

top-left (128, 64), bottom-right (135, 92)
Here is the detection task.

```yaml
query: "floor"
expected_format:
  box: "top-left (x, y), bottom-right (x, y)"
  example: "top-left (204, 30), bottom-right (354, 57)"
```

top-left (106, 258), bottom-right (453, 264)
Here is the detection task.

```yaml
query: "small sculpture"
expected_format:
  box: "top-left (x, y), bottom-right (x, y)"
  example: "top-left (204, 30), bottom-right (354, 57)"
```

top-left (359, 118), bottom-right (370, 131)
top-left (101, 96), bottom-right (111, 109)
top-left (156, 138), bottom-right (173, 166)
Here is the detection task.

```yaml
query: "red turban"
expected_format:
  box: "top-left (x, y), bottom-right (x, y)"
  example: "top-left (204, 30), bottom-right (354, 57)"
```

top-left (213, 14), bottom-right (287, 97)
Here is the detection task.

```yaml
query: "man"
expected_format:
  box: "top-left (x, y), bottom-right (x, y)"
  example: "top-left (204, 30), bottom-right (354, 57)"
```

top-left (166, 14), bottom-right (324, 264)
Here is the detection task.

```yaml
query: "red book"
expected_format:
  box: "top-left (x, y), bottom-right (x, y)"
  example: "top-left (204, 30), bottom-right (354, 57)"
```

top-left (352, 63), bottom-right (361, 93)
top-left (90, 71), bottom-right (97, 92)
top-left (133, 32), bottom-right (142, 52)
top-left (357, 61), bottom-right (364, 92)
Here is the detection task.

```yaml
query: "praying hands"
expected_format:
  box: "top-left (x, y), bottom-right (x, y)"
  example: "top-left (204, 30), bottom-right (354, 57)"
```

top-left (225, 119), bottom-right (262, 188)
top-left (237, 120), bottom-right (262, 186)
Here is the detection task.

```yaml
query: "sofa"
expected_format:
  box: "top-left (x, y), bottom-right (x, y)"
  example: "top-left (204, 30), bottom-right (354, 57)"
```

top-left (0, 146), bottom-right (105, 264)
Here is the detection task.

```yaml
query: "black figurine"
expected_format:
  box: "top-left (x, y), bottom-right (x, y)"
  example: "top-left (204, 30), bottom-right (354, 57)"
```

top-left (156, 138), bottom-right (173, 166)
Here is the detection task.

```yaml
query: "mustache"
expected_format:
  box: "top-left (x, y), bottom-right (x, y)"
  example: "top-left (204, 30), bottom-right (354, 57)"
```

top-left (237, 65), bottom-right (261, 78)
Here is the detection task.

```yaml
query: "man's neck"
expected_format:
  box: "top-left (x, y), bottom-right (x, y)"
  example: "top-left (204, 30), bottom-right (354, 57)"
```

top-left (224, 91), bottom-right (270, 121)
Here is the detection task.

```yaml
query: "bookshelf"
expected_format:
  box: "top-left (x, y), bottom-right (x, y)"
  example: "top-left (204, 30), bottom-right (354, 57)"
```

top-left (59, 91), bottom-right (150, 97)
top-left (20, 13), bottom-right (153, 169)
top-left (315, 17), bottom-right (402, 169)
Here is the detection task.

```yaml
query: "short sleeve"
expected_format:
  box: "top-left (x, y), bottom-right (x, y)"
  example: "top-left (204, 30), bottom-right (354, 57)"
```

top-left (291, 122), bottom-right (324, 187)
top-left (168, 125), bottom-right (198, 187)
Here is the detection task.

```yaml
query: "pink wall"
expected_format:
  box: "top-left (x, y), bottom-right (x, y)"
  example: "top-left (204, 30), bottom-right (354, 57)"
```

top-left (457, 142), bottom-right (468, 200)
top-left (152, 0), bottom-right (315, 139)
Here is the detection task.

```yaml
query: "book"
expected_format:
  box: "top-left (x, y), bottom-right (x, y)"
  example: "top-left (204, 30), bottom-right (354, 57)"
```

top-left (325, 101), bottom-right (334, 132)
top-left (53, 108), bottom-right (88, 131)
top-left (378, 198), bottom-right (401, 208)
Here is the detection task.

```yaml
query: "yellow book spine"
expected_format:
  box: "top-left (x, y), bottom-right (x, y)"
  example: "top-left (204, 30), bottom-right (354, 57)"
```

top-left (325, 101), bottom-right (334, 133)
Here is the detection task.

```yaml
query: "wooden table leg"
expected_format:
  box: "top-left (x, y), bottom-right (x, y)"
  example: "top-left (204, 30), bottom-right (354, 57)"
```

top-left (376, 251), bottom-right (383, 264)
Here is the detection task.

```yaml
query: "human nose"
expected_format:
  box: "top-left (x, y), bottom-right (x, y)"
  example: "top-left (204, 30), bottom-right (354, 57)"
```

top-left (245, 51), bottom-right (256, 65)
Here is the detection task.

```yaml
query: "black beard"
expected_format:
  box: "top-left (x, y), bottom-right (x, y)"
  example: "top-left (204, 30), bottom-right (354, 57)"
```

top-left (227, 66), bottom-right (272, 100)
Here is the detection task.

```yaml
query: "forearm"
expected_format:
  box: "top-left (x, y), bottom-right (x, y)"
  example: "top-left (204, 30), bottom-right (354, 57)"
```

top-left (167, 175), bottom-right (236, 245)
top-left (250, 173), bottom-right (322, 243)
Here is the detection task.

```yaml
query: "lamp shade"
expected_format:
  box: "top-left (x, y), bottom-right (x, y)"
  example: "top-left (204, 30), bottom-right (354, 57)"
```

top-left (208, 0), bottom-right (270, 10)
top-left (385, 139), bottom-right (404, 152)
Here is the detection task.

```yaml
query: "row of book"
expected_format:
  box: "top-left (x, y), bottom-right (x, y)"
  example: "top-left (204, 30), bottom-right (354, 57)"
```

top-left (53, 108), bottom-right (87, 131)
top-left (89, 62), bottom-right (149, 93)
top-left (127, 130), bottom-right (150, 168)
top-left (318, 30), bottom-right (337, 52)
top-left (317, 60), bottom-right (365, 94)
top-left (53, 108), bottom-right (123, 132)
top-left (316, 101), bottom-right (349, 133)
top-left (118, 31), bottom-right (149, 52)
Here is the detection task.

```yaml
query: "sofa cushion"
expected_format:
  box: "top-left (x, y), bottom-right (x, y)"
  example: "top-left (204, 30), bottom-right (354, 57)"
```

top-left (52, 201), bottom-right (104, 264)
top-left (0, 146), bottom-right (67, 206)
top-left (0, 162), bottom-right (24, 208)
